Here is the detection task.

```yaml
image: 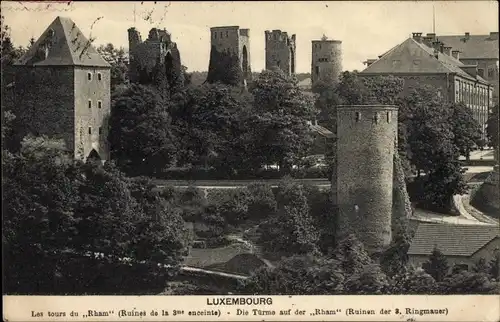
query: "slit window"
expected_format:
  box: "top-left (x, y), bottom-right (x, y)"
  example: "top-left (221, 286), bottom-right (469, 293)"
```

top-left (88, 100), bottom-right (92, 108)
top-left (97, 73), bottom-right (102, 81)
top-left (226, 31), bottom-right (228, 37)
top-left (355, 112), bottom-right (361, 122)
top-left (214, 32), bottom-right (217, 39)
top-left (99, 127), bottom-right (102, 135)
top-left (88, 127), bottom-right (92, 135)
top-left (98, 101), bottom-right (102, 109)
top-left (373, 112), bottom-right (380, 124)
top-left (387, 111), bottom-right (392, 123)
top-left (87, 72), bottom-right (92, 81)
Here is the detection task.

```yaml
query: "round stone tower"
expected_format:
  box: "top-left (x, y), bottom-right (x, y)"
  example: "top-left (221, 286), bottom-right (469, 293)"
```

top-left (335, 105), bottom-right (398, 254)
top-left (311, 36), bottom-right (342, 87)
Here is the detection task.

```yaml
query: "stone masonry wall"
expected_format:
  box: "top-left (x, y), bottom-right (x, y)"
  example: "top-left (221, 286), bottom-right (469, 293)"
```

top-left (265, 30), bottom-right (296, 76)
top-left (311, 40), bottom-right (342, 87)
top-left (336, 105), bottom-right (398, 254)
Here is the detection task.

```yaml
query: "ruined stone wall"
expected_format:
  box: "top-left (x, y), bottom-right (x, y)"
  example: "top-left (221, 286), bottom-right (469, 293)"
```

top-left (265, 30), bottom-right (296, 76)
top-left (74, 67), bottom-right (111, 161)
top-left (13, 66), bottom-right (75, 151)
top-left (311, 40), bottom-right (342, 87)
top-left (336, 105), bottom-right (398, 254)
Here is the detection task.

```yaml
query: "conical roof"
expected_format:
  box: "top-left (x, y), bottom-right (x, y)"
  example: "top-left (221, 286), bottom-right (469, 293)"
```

top-left (15, 16), bottom-right (110, 68)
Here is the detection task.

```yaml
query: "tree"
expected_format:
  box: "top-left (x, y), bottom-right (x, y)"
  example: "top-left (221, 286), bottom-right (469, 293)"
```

top-left (422, 247), bottom-right (450, 282)
top-left (440, 271), bottom-right (498, 294)
top-left (344, 263), bottom-right (390, 294)
top-left (246, 183), bottom-right (277, 221)
top-left (250, 69), bottom-right (316, 172)
top-left (488, 252), bottom-right (500, 279)
top-left (396, 268), bottom-right (437, 294)
top-left (109, 84), bottom-right (178, 175)
top-left (97, 43), bottom-right (129, 90)
top-left (258, 181), bottom-right (319, 256)
top-left (450, 102), bottom-right (482, 158)
top-left (237, 255), bottom-right (344, 295)
top-left (206, 48), bottom-right (242, 86)
top-left (332, 234), bottom-right (373, 275)
top-left (486, 104), bottom-right (499, 149)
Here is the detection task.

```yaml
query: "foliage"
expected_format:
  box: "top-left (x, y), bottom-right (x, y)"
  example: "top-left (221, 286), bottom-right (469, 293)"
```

top-left (206, 47), bottom-right (242, 86)
top-left (486, 104), bottom-right (499, 148)
top-left (450, 102), bottom-right (483, 155)
top-left (422, 247), bottom-right (450, 282)
top-left (207, 188), bottom-right (250, 226)
top-left (258, 181), bottom-right (319, 256)
top-left (380, 224), bottom-right (412, 277)
top-left (96, 43), bottom-right (129, 90)
top-left (332, 234), bottom-right (373, 275)
top-left (472, 258), bottom-right (492, 274)
top-left (246, 183), bottom-right (277, 221)
top-left (237, 255), bottom-right (344, 295)
top-left (489, 252), bottom-right (500, 279)
top-left (439, 271), bottom-right (498, 294)
top-left (3, 141), bottom-right (189, 294)
top-left (109, 83), bottom-right (178, 175)
top-left (344, 264), bottom-right (390, 294)
top-left (395, 268), bottom-right (437, 294)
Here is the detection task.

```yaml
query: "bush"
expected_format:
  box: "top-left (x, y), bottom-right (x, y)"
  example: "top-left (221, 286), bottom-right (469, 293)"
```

top-left (246, 183), bottom-right (277, 221)
top-left (207, 188), bottom-right (250, 226)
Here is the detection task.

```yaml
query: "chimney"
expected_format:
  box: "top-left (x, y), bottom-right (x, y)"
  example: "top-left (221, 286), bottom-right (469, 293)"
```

top-left (464, 32), bottom-right (470, 41)
top-left (426, 33), bottom-right (436, 41)
top-left (412, 32), bottom-right (423, 43)
top-left (443, 46), bottom-right (452, 56)
top-left (364, 59), bottom-right (377, 67)
top-left (422, 36), bottom-right (433, 47)
top-left (452, 50), bottom-right (460, 60)
top-left (432, 41), bottom-right (441, 57)
top-left (490, 31), bottom-right (499, 40)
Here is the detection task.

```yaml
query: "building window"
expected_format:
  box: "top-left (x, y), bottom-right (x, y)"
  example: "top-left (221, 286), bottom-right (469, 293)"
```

top-left (355, 112), bottom-right (361, 122)
top-left (97, 73), bottom-right (102, 81)
top-left (98, 101), bottom-right (102, 109)
top-left (488, 68), bottom-right (495, 78)
top-left (478, 68), bottom-right (484, 77)
top-left (88, 100), bottom-right (92, 108)
top-left (87, 72), bottom-right (92, 81)
top-left (88, 127), bottom-right (92, 135)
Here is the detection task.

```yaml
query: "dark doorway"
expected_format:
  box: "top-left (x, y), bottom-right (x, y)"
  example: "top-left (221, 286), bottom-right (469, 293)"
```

top-left (87, 149), bottom-right (101, 163)
top-left (290, 48), bottom-right (295, 74)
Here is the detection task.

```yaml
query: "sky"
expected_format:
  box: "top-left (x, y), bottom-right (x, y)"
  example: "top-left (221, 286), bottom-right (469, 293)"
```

top-left (2, 1), bottom-right (498, 73)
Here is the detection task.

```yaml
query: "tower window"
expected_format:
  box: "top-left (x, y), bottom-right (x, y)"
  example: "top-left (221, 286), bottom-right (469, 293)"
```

top-left (88, 100), bottom-right (92, 108)
top-left (87, 72), bottom-right (92, 81)
top-left (220, 32), bottom-right (223, 38)
top-left (99, 127), bottom-right (102, 135)
top-left (373, 112), bottom-right (380, 124)
top-left (88, 127), bottom-right (92, 134)
top-left (98, 101), bottom-right (102, 109)
top-left (387, 111), bottom-right (392, 123)
top-left (97, 73), bottom-right (102, 81)
top-left (226, 31), bottom-right (228, 37)
top-left (315, 66), bottom-right (320, 76)
top-left (214, 32), bottom-right (217, 39)
top-left (355, 112), bottom-right (361, 122)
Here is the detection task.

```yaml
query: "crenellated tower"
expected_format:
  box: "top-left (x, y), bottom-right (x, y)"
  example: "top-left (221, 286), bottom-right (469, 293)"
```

top-left (265, 30), bottom-right (296, 76)
top-left (206, 26), bottom-right (252, 86)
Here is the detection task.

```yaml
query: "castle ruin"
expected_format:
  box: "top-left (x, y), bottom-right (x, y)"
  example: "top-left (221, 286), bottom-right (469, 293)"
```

top-left (206, 26), bottom-right (252, 86)
top-left (311, 36), bottom-right (343, 87)
top-left (265, 30), bottom-right (296, 76)
top-left (127, 27), bottom-right (184, 90)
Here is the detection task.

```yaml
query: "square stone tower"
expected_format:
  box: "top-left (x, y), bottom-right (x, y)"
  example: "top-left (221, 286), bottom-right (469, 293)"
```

top-left (265, 30), bottom-right (296, 76)
top-left (13, 16), bottom-right (111, 162)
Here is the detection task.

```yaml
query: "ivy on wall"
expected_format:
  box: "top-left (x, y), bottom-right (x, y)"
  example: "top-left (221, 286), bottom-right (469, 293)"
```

top-left (206, 47), bottom-right (243, 86)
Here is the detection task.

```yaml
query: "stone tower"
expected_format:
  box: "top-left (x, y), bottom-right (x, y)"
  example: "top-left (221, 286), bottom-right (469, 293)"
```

top-left (311, 36), bottom-right (342, 87)
top-left (13, 16), bottom-right (111, 162)
top-left (335, 105), bottom-right (398, 254)
top-left (206, 26), bottom-right (252, 86)
top-left (127, 27), bottom-right (183, 89)
top-left (265, 30), bottom-right (296, 76)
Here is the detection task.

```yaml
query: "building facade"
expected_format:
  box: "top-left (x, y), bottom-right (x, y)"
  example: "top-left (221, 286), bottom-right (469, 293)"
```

top-left (360, 33), bottom-right (494, 139)
top-left (335, 105), bottom-right (399, 254)
top-left (207, 26), bottom-right (252, 86)
top-left (13, 16), bottom-right (111, 162)
top-left (127, 27), bottom-right (183, 89)
top-left (311, 37), bottom-right (342, 87)
top-left (265, 30), bottom-right (296, 76)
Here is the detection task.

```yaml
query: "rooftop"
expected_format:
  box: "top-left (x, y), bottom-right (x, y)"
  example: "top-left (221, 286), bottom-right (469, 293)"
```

top-left (408, 223), bottom-right (500, 257)
top-left (438, 33), bottom-right (499, 59)
top-left (15, 16), bottom-right (110, 68)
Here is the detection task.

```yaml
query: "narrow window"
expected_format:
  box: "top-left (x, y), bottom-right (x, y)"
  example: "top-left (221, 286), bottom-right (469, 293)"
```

top-left (355, 112), bottom-right (361, 122)
top-left (488, 68), bottom-right (494, 78)
top-left (87, 72), bottom-right (92, 81)
top-left (226, 31), bottom-right (228, 37)
top-left (315, 66), bottom-right (320, 76)
top-left (88, 127), bottom-right (92, 134)
top-left (98, 127), bottom-right (102, 135)
top-left (97, 73), bottom-right (102, 81)
top-left (214, 32), bottom-right (217, 39)
top-left (373, 112), bottom-right (380, 124)
top-left (88, 100), bottom-right (92, 109)
top-left (220, 32), bottom-right (223, 38)
top-left (98, 101), bottom-right (102, 109)
top-left (387, 111), bottom-right (392, 123)
top-left (478, 69), bottom-right (484, 77)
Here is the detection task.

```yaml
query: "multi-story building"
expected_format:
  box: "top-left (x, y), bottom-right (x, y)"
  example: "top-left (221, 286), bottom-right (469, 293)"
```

top-left (12, 16), bottom-right (111, 162)
top-left (360, 33), bottom-right (494, 139)
top-left (311, 36), bottom-right (343, 87)
top-left (265, 29), bottom-right (296, 76)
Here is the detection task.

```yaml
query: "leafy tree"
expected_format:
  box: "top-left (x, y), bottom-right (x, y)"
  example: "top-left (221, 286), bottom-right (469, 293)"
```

top-left (488, 252), bottom-right (500, 279)
top-left (344, 264), bottom-right (390, 294)
top-left (450, 102), bottom-right (482, 158)
top-left (206, 48), bottom-right (242, 86)
top-left (246, 183), bottom-right (277, 221)
top-left (250, 69), bottom-right (316, 172)
top-left (396, 268), bottom-right (437, 294)
top-left (258, 181), bottom-right (319, 256)
top-left (440, 271), bottom-right (498, 294)
top-left (97, 43), bottom-right (129, 90)
top-left (237, 255), bottom-right (344, 295)
top-left (486, 104), bottom-right (499, 149)
top-left (380, 224), bottom-right (412, 278)
top-left (332, 234), bottom-right (373, 275)
top-left (109, 83), bottom-right (177, 175)
top-left (472, 258), bottom-right (492, 274)
top-left (422, 247), bottom-right (450, 282)
top-left (207, 189), bottom-right (250, 226)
